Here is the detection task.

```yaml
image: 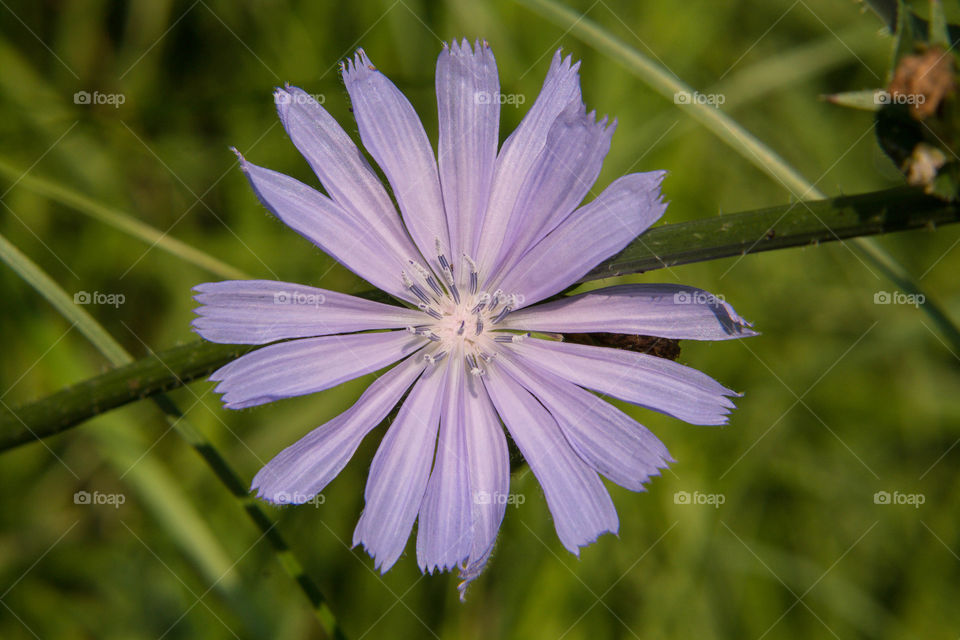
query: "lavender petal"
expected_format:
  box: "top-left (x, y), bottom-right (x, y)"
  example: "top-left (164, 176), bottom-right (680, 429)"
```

top-left (497, 351), bottom-right (672, 492)
top-left (436, 39), bottom-right (499, 264)
top-left (209, 331), bottom-right (426, 409)
top-left (342, 50), bottom-right (450, 272)
top-left (483, 367), bottom-right (618, 554)
top-left (237, 155), bottom-right (413, 302)
top-left (417, 360), bottom-right (472, 573)
top-left (353, 365), bottom-right (447, 572)
top-left (274, 86), bottom-right (428, 272)
top-left (474, 50), bottom-right (583, 280)
top-left (192, 280), bottom-right (424, 345)
top-left (457, 373), bottom-right (509, 598)
top-left (251, 354), bottom-right (427, 503)
top-left (509, 336), bottom-right (737, 425)
top-left (494, 172), bottom-right (667, 306)
top-left (502, 284), bottom-right (757, 340)
top-left (489, 101), bottom-right (615, 278)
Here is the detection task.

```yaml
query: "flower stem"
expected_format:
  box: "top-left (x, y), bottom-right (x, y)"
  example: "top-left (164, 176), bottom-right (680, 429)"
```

top-left (582, 186), bottom-right (959, 278)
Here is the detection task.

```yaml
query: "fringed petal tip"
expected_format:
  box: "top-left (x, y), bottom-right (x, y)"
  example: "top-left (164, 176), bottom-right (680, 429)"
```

top-left (647, 168), bottom-right (669, 188)
top-left (556, 100), bottom-right (614, 138)
top-left (273, 85), bottom-right (324, 115)
top-left (191, 281), bottom-right (215, 295)
top-left (230, 147), bottom-right (257, 183)
top-left (352, 539), bottom-right (400, 576)
top-left (419, 557), bottom-right (467, 576)
top-left (456, 562), bottom-right (487, 602)
top-left (550, 47), bottom-right (581, 76)
top-left (564, 525), bottom-right (620, 558)
top-left (340, 48), bottom-right (376, 79)
top-left (443, 38), bottom-right (492, 57)
top-left (250, 485), bottom-right (318, 506)
top-left (718, 301), bottom-right (759, 338)
top-left (250, 467), bottom-right (291, 503)
top-left (188, 316), bottom-right (208, 339)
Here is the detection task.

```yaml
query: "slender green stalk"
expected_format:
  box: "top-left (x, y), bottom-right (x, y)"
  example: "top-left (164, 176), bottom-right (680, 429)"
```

top-left (3, 186), bottom-right (956, 451)
top-left (582, 186), bottom-right (960, 278)
top-left (0, 341), bottom-right (255, 450)
top-left (0, 232), bottom-right (345, 640)
top-left (515, 0), bottom-right (960, 352)
top-left (0, 156), bottom-right (251, 281)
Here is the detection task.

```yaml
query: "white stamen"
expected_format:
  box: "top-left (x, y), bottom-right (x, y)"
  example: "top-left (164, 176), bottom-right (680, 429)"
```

top-left (491, 305), bottom-right (512, 324)
top-left (463, 254), bottom-right (480, 295)
top-left (425, 275), bottom-right (444, 297)
top-left (409, 261), bottom-right (432, 282)
top-left (418, 303), bottom-right (443, 320)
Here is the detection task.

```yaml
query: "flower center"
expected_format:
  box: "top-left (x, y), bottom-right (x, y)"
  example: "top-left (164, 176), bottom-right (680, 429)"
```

top-left (401, 247), bottom-right (525, 375)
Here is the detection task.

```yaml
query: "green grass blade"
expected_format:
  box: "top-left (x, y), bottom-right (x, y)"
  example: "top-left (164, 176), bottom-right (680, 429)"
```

top-left (0, 156), bottom-right (251, 281)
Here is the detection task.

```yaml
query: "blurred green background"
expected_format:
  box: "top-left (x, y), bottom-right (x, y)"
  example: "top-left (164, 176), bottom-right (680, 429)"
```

top-left (2, 0), bottom-right (959, 638)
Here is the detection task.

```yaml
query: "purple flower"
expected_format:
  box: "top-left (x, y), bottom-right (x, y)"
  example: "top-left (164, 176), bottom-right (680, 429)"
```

top-left (193, 40), bottom-right (755, 596)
